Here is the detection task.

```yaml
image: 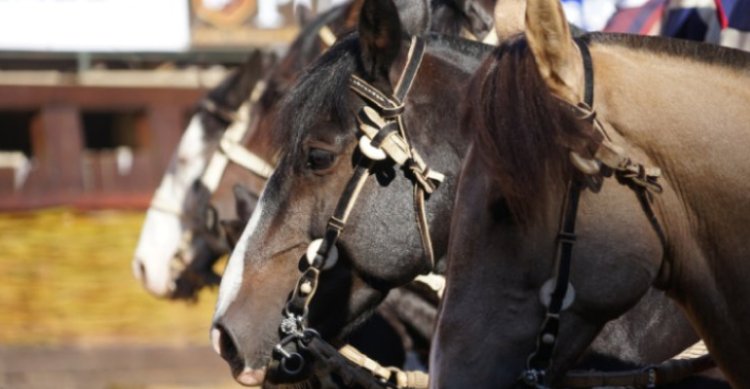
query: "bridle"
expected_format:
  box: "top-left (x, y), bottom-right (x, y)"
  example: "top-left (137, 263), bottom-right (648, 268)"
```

top-left (519, 39), bottom-right (714, 388)
top-left (148, 23), bottom-right (344, 276)
top-left (270, 36), bottom-right (442, 388)
top-left (148, 80), bottom-right (274, 281)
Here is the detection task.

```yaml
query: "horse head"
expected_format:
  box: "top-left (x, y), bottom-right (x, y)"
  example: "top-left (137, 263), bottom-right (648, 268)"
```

top-left (432, 0), bottom-right (739, 386)
top-left (210, 0), bottom-right (487, 385)
top-left (131, 1), bottom-right (367, 300)
top-left (132, 52), bottom-right (269, 299)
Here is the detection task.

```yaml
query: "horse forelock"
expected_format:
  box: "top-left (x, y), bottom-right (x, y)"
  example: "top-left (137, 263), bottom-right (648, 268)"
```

top-left (465, 36), bottom-right (597, 226)
top-left (274, 36), bottom-right (361, 159)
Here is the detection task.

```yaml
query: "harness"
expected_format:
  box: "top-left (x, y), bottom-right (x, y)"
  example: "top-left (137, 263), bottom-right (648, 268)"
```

top-left (271, 36), bottom-right (442, 388)
top-left (519, 39), bottom-right (715, 388)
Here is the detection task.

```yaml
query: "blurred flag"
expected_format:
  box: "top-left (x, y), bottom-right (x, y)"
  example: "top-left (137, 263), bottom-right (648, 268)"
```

top-left (661, 0), bottom-right (750, 50)
top-left (562, 0), bottom-right (651, 31)
top-left (604, 0), bottom-right (667, 35)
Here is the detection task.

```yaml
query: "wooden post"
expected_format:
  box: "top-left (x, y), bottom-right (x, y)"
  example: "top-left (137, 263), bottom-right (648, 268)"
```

top-left (29, 104), bottom-right (84, 197)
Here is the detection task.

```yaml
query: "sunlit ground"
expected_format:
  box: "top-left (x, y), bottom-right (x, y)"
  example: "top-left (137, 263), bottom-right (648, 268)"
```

top-left (0, 208), bottom-right (241, 388)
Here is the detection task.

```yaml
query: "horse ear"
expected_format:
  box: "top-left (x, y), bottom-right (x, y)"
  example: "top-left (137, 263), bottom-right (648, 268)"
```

top-left (233, 184), bottom-right (258, 223)
top-left (293, 0), bottom-right (315, 27)
top-left (237, 50), bottom-right (266, 93)
top-left (524, 0), bottom-right (583, 104)
top-left (494, 0), bottom-right (526, 41)
top-left (393, 0), bottom-right (431, 36)
top-left (358, 0), bottom-right (403, 79)
top-left (241, 50), bottom-right (263, 74)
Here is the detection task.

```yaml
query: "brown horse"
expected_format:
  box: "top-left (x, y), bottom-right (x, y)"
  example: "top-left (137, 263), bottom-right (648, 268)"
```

top-left (208, 0), bottom-right (721, 387)
top-left (434, 0), bottom-right (750, 387)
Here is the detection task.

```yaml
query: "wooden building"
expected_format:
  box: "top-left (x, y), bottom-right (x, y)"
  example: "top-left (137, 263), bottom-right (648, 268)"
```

top-left (0, 66), bottom-right (227, 211)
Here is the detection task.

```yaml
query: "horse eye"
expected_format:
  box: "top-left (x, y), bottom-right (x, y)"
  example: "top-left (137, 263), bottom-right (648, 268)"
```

top-left (307, 148), bottom-right (336, 171)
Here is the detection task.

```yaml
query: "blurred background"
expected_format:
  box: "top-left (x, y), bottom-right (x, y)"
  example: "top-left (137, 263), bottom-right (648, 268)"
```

top-left (0, 0), bottom-right (745, 388)
top-left (0, 0), bottom-right (340, 388)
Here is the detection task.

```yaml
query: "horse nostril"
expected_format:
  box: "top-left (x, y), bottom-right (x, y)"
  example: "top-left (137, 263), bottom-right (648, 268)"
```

top-left (133, 258), bottom-right (147, 283)
top-left (212, 324), bottom-right (240, 364)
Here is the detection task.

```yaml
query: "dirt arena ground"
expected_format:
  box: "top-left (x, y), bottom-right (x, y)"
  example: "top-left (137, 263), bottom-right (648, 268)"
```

top-left (0, 345), bottom-right (240, 389)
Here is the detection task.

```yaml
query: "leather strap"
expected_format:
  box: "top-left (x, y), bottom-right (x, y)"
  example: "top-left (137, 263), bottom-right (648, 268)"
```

top-left (524, 180), bottom-right (582, 378)
top-left (562, 354), bottom-right (715, 388)
top-left (574, 38), bottom-right (594, 108)
top-left (318, 25), bottom-right (338, 48)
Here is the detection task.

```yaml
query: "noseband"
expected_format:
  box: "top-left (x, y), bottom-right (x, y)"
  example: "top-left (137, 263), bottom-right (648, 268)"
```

top-left (519, 39), bottom-right (714, 388)
top-left (272, 36), bottom-right (441, 388)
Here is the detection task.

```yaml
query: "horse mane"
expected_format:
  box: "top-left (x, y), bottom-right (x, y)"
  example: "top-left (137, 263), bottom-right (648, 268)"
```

top-left (465, 34), bottom-right (597, 226)
top-left (589, 32), bottom-right (750, 72)
top-left (258, 3), bottom-right (359, 115)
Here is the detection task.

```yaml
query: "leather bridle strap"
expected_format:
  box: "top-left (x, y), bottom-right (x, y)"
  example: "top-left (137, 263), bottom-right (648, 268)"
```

top-left (522, 180), bottom-right (583, 386)
top-left (291, 37), bottom-right (430, 312)
top-left (561, 354), bottom-right (715, 388)
top-left (522, 39), bottom-right (714, 388)
top-left (200, 81), bottom-right (274, 192)
top-left (520, 38), bottom-right (593, 387)
top-left (318, 25), bottom-right (338, 48)
top-left (149, 81), bottom-right (273, 218)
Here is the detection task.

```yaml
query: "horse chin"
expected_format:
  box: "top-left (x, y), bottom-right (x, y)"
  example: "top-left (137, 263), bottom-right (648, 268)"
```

top-left (170, 268), bottom-right (221, 301)
top-left (169, 251), bottom-right (223, 301)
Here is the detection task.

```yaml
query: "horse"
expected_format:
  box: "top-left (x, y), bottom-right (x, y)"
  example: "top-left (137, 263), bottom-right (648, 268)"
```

top-left (131, 0), bottom-right (480, 380)
top-left (433, 0), bottom-right (750, 386)
top-left (131, 1), bottom-right (365, 300)
top-left (209, 0), bottom-right (712, 387)
top-left (130, 0), bottom-right (483, 301)
top-left (131, 50), bottom-right (273, 298)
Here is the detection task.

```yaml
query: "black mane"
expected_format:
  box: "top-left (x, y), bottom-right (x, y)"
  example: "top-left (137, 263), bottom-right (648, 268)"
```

top-left (589, 32), bottom-right (750, 72)
top-left (274, 35), bottom-right (362, 158)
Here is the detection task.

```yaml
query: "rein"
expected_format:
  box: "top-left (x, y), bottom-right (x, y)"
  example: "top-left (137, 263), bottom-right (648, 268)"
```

top-left (271, 36), bottom-right (441, 388)
top-left (519, 39), bottom-right (714, 388)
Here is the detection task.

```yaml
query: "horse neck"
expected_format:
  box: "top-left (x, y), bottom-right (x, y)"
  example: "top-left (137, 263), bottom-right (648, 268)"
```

top-left (592, 38), bottom-right (750, 380)
top-left (592, 39), bottom-right (750, 257)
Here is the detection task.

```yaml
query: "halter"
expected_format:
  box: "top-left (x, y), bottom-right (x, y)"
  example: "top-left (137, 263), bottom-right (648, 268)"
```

top-left (149, 81), bottom-right (274, 217)
top-left (271, 36), bottom-right (442, 387)
top-left (147, 80), bottom-right (274, 282)
top-left (519, 39), bottom-right (714, 388)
